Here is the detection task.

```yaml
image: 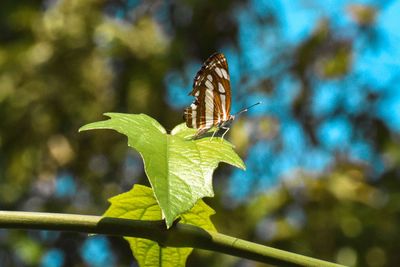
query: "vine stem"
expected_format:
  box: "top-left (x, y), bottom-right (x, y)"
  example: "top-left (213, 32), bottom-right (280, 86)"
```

top-left (0, 211), bottom-right (344, 267)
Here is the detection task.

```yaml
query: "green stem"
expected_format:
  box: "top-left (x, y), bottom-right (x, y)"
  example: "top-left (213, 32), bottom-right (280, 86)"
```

top-left (0, 211), bottom-right (344, 267)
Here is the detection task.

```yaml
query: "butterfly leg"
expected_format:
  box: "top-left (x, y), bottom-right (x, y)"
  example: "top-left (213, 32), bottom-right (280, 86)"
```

top-left (210, 128), bottom-right (219, 141)
top-left (221, 126), bottom-right (230, 140)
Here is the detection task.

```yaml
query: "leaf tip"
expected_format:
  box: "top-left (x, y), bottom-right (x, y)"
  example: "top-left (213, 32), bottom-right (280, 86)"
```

top-left (233, 160), bottom-right (246, 171)
top-left (164, 214), bottom-right (176, 229)
top-left (78, 113), bottom-right (113, 133)
top-left (78, 125), bottom-right (88, 132)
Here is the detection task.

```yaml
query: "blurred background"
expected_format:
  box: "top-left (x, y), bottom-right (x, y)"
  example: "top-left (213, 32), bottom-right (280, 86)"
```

top-left (1, 0), bottom-right (399, 266)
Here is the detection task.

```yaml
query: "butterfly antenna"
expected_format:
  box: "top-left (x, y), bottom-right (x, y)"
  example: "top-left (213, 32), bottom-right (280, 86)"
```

top-left (233, 101), bottom-right (262, 116)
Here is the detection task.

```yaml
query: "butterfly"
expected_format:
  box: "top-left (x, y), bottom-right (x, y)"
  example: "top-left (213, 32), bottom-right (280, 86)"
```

top-left (183, 53), bottom-right (234, 139)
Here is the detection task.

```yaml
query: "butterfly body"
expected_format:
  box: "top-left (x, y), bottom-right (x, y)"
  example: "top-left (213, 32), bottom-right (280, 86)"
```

top-left (183, 53), bottom-right (233, 139)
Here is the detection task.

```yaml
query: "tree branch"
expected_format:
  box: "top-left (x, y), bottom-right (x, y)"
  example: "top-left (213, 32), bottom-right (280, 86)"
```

top-left (0, 211), bottom-right (344, 267)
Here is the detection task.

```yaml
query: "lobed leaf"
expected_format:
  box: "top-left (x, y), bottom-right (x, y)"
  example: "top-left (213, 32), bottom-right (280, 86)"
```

top-left (80, 113), bottom-right (245, 227)
top-left (103, 184), bottom-right (216, 267)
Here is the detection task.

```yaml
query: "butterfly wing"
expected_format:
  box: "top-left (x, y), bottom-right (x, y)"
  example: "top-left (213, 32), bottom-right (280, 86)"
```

top-left (184, 53), bottom-right (232, 135)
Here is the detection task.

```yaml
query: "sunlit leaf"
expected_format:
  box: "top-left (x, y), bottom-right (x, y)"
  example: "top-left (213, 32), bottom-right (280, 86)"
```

top-left (80, 113), bottom-right (244, 227)
top-left (103, 184), bottom-right (216, 267)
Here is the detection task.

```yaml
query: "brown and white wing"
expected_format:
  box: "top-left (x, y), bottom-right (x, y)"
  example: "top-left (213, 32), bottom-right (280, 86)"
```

top-left (184, 53), bottom-right (232, 132)
top-left (208, 53), bottom-right (231, 121)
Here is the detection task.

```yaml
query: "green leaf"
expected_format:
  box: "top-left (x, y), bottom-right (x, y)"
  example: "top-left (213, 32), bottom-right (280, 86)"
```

top-left (80, 113), bottom-right (244, 227)
top-left (103, 184), bottom-right (216, 267)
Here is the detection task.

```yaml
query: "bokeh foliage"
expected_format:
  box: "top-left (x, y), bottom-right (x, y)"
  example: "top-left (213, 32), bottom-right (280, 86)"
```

top-left (1, 0), bottom-right (399, 267)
